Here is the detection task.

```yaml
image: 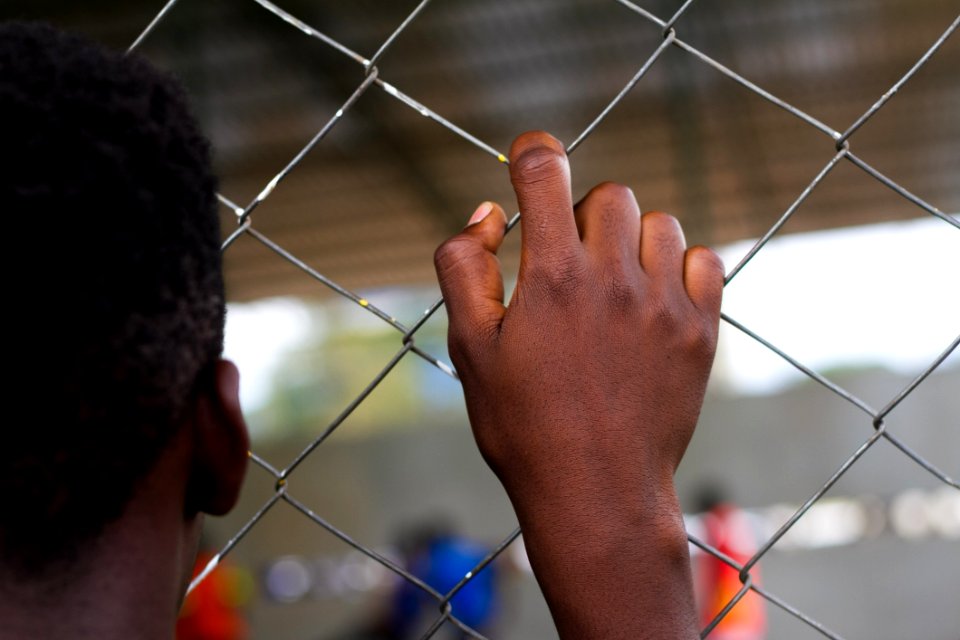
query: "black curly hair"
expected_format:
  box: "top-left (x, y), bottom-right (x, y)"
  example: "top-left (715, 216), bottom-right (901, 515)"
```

top-left (0, 21), bottom-right (224, 574)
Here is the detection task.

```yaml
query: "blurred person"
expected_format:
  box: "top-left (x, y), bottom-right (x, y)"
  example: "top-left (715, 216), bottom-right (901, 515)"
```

top-left (0, 20), bottom-right (723, 640)
top-left (387, 522), bottom-right (498, 639)
top-left (693, 487), bottom-right (767, 640)
top-left (176, 542), bottom-right (254, 640)
top-left (335, 520), bottom-right (499, 640)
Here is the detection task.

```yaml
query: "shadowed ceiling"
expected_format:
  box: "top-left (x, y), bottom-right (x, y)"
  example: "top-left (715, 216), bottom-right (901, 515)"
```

top-left (8, 0), bottom-right (959, 301)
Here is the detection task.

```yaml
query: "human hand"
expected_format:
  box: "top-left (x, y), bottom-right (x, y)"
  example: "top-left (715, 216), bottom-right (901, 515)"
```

top-left (434, 131), bottom-right (723, 638)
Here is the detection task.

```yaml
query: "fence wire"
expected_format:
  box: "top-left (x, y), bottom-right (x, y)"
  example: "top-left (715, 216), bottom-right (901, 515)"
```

top-left (119, 2), bottom-right (960, 638)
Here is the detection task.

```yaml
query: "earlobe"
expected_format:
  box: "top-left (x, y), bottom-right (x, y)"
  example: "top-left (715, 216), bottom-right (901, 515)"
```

top-left (186, 359), bottom-right (250, 516)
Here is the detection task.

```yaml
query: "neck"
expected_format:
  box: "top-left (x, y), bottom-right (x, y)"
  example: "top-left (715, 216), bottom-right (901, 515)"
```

top-left (0, 442), bottom-right (200, 640)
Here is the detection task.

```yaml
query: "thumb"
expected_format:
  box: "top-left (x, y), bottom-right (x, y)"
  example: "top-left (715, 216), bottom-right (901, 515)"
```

top-left (434, 202), bottom-right (508, 352)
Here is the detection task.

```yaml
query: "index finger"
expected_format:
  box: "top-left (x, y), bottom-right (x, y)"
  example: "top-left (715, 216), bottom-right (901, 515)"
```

top-left (509, 131), bottom-right (580, 264)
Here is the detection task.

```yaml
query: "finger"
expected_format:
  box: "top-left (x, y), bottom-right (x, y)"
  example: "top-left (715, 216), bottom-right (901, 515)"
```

top-left (574, 182), bottom-right (641, 265)
top-left (683, 245), bottom-right (725, 316)
top-left (434, 202), bottom-right (509, 348)
top-left (639, 211), bottom-right (686, 284)
top-left (508, 131), bottom-right (580, 265)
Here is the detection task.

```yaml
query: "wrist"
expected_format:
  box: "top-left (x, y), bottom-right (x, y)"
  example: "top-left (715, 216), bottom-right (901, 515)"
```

top-left (506, 472), bottom-right (697, 639)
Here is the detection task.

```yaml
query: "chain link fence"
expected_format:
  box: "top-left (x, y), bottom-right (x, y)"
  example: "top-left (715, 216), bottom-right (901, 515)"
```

top-left (117, 1), bottom-right (960, 637)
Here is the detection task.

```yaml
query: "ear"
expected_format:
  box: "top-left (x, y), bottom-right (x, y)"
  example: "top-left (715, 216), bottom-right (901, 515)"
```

top-left (186, 359), bottom-right (250, 516)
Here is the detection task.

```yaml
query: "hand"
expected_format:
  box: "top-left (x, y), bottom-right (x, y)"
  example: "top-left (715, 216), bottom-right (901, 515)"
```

top-left (434, 131), bottom-right (724, 639)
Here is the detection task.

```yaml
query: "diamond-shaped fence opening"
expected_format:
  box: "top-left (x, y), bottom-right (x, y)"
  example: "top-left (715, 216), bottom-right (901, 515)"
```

top-left (17, 0), bottom-right (959, 638)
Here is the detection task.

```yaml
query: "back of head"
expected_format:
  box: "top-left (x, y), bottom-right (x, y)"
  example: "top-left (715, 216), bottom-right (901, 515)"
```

top-left (0, 21), bottom-right (223, 575)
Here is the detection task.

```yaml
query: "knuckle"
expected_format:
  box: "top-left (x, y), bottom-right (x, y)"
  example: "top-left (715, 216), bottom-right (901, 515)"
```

top-left (603, 277), bottom-right (639, 310)
top-left (585, 181), bottom-right (634, 206)
top-left (595, 258), bottom-right (642, 310)
top-left (513, 148), bottom-right (563, 186)
top-left (647, 298), bottom-right (682, 333)
top-left (689, 245), bottom-right (725, 276)
top-left (685, 322), bottom-right (718, 356)
top-left (641, 210), bottom-right (674, 222)
top-left (528, 254), bottom-right (585, 298)
top-left (645, 297), bottom-right (716, 354)
top-left (688, 243), bottom-right (720, 262)
top-left (510, 130), bottom-right (564, 162)
top-left (679, 304), bottom-right (718, 354)
top-left (640, 211), bottom-right (686, 241)
top-left (433, 236), bottom-right (477, 275)
top-left (578, 183), bottom-right (641, 246)
top-left (510, 136), bottom-right (566, 186)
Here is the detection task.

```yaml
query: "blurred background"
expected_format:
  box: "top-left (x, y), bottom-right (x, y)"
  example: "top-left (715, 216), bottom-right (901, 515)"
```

top-left (6, 0), bottom-right (958, 638)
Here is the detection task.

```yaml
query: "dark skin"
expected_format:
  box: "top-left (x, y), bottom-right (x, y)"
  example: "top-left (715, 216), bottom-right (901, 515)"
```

top-left (3, 130), bottom-right (720, 640)
top-left (0, 362), bottom-right (249, 640)
top-left (435, 131), bottom-right (723, 639)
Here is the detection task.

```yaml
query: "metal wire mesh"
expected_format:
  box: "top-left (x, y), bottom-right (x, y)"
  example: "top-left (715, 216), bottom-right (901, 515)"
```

top-left (121, 1), bottom-right (960, 638)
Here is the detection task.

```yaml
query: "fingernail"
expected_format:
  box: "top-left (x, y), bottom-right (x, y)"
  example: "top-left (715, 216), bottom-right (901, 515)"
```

top-left (467, 201), bottom-right (494, 226)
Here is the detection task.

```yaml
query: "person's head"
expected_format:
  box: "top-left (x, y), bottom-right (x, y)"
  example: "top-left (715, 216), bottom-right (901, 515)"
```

top-left (0, 21), bottom-right (248, 583)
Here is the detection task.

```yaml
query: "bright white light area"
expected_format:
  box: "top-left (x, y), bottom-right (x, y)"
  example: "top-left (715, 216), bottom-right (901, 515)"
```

top-left (223, 298), bottom-right (316, 412)
top-left (715, 216), bottom-right (960, 394)
top-left (263, 556), bottom-right (313, 602)
top-left (774, 498), bottom-right (873, 549)
top-left (683, 488), bottom-right (956, 555)
top-left (221, 217), bottom-right (960, 410)
top-left (890, 486), bottom-right (960, 540)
